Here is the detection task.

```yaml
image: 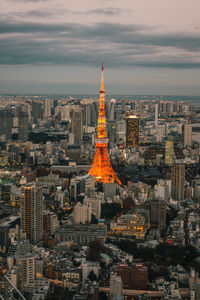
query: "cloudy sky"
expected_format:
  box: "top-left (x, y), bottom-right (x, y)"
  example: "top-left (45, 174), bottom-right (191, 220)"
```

top-left (1, 0), bottom-right (200, 95)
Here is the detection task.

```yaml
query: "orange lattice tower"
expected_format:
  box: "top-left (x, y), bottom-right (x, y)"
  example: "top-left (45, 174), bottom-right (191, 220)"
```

top-left (88, 64), bottom-right (121, 185)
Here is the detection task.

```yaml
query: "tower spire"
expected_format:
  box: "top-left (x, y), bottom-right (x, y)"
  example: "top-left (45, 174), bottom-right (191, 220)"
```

top-left (100, 61), bottom-right (104, 93)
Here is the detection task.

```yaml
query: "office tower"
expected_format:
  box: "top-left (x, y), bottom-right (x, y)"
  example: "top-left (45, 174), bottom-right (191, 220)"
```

top-left (172, 163), bottom-right (185, 201)
top-left (109, 98), bottom-right (116, 121)
top-left (91, 102), bottom-right (98, 126)
top-left (155, 103), bottom-right (158, 126)
top-left (72, 108), bottom-right (83, 144)
top-left (32, 101), bottom-right (43, 124)
top-left (126, 115), bottom-right (139, 148)
top-left (110, 273), bottom-right (123, 300)
top-left (21, 185), bottom-right (43, 245)
top-left (43, 99), bottom-right (51, 118)
top-left (107, 120), bottom-right (116, 144)
top-left (89, 64), bottom-right (121, 185)
top-left (82, 102), bottom-right (92, 125)
top-left (0, 109), bottom-right (13, 140)
top-left (18, 111), bottom-right (29, 141)
top-left (165, 136), bottom-right (174, 166)
top-left (0, 226), bottom-right (10, 253)
top-left (184, 123), bottom-right (192, 147)
top-left (150, 199), bottom-right (166, 230)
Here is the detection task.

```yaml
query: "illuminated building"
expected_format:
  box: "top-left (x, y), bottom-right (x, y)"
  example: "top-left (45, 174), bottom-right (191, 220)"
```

top-left (165, 136), bottom-right (174, 166)
top-left (88, 64), bottom-right (121, 185)
top-left (126, 115), bottom-right (139, 148)
top-left (21, 185), bottom-right (43, 245)
top-left (110, 213), bottom-right (147, 239)
top-left (172, 163), bottom-right (185, 201)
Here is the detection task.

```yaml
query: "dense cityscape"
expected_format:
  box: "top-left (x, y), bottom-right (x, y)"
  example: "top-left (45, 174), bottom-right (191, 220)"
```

top-left (0, 62), bottom-right (200, 300)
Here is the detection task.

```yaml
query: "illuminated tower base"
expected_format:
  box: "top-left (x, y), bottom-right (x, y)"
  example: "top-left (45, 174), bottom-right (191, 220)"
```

top-left (89, 64), bottom-right (121, 185)
top-left (89, 139), bottom-right (121, 184)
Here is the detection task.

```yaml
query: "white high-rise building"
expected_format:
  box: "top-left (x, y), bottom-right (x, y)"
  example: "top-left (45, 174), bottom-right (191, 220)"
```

top-left (73, 202), bottom-right (92, 224)
top-left (43, 99), bottom-right (51, 118)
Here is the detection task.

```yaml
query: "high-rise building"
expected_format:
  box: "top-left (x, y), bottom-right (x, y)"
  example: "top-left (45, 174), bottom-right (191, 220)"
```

top-left (0, 109), bottom-right (13, 140)
top-left (150, 199), bottom-right (166, 230)
top-left (126, 115), bottom-right (139, 148)
top-left (32, 101), bottom-right (43, 124)
top-left (88, 64), bottom-right (121, 185)
top-left (165, 136), bottom-right (174, 166)
top-left (21, 185), bottom-right (43, 245)
top-left (172, 163), bottom-right (185, 201)
top-left (18, 111), bottom-right (29, 141)
top-left (184, 123), bottom-right (192, 147)
top-left (43, 99), bottom-right (52, 118)
top-left (155, 103), bottom-right (158, 126)
top-left (72, 108), bottom-right (83, 144)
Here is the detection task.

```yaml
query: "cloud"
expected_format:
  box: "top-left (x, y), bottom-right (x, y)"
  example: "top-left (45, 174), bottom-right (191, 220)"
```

top-left (0, 19), bottom-right (200, 69)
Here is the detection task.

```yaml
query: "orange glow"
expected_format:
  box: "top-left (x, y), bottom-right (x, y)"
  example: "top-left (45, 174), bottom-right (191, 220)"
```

top-left (89, 64), bottom-right (121, 185)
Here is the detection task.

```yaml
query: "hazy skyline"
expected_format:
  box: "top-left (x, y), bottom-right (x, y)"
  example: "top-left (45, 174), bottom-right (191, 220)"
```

top-left (1, 0), bottom-right (200, 95)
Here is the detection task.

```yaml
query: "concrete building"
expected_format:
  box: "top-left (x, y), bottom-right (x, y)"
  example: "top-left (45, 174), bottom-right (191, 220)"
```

top-left (172, 163), bottom-right (185, 201)
top-left (21, 185), bottom-right (43, 245)
top-left (184, 123), bottom-right (192, 147)
top-left (73, 202), bottom-right (92, 224)
top-left (43, 99), bottom-right (51, 118)
top-left (18, 111), bottom-right (29, 141)
top-left (72, 108), bottom-right (83, 144)
top-left (83, 197), bottom-right (101, 219)
top-left (82, 261), bottom-right (99, 281)
top-left (110, 273), bottom-right (123, 300)
top-left (150, 199), bottom-right (166, 230)
top-left (165, 136), bottom-right (174, 166)
top-left (126, 115), bottom-right (139, 148)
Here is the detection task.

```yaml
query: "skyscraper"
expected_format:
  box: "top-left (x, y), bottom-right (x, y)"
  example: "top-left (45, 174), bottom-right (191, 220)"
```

top-left (18, 111), bottom-right (29, 141)
top-left (184, 123), bottom-right (192, 147)
top-left (21, 185), bottom-right (43, 245)
top-left (126, 115), bottom-right (139, 148)
top-left (72, 108), bottom-right (83, 144)
top-left (0, 109), bottom-right (13, 140)
top-left (155, 103), bottom-right (158, 126)
top-left (165, 136), bottom-right (174, 166)
top-left (172, 163), bottom-right (185, 201)
top-left (150, 199), bottom-right (166, 230)
top-left (43, 99), bottom-right (52, 118)
top-left (88, 64), bottom-right (121, 185)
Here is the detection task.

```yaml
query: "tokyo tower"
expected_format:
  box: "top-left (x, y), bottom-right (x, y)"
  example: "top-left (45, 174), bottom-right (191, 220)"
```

top-left (88, 64), bottom-right (121, 185)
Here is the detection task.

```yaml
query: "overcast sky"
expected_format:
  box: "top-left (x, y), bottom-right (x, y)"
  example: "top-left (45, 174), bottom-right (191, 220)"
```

top-left (1, 0), bottom-right (200, 95)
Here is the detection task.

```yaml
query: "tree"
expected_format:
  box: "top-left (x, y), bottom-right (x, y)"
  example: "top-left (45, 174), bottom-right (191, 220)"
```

top-left (88, 270), bottom-right (97, 281)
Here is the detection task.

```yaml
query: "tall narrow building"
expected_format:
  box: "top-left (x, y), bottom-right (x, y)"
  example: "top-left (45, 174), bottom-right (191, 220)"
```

top-left (172, 163), bottom-right (185, 201)
top-left (184, 123), bottom-right (192, 147)
top-left (72, 108), bottom-right (83, 144)
top-left (88, 64), bottom-right (121, 185)
top-left (18, 111), bottom-right (29, 141)
top-left (21, 185), bottom-right (43, 245)
top-left (165, 136), bottom-right (174, 166)
top-left (126, 115), bottom-right (139, 148)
